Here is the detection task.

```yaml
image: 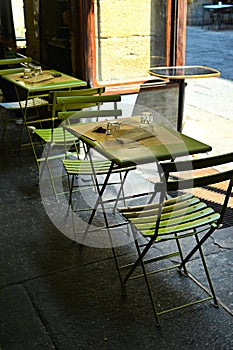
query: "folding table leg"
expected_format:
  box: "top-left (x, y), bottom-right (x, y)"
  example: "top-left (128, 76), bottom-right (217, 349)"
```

top-left (81, 155), bottom-right (115, 243)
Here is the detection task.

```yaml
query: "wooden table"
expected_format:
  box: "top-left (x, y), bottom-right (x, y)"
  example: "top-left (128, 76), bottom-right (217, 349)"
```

top-left (148, 66), bottom-right (220, 132)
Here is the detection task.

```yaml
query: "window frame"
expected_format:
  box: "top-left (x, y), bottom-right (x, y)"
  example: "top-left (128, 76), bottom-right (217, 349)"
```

top-left (71, 0), bottom-right (187, 93)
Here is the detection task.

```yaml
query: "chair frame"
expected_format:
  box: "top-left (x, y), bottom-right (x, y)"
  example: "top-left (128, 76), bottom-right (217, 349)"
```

top-left (26, 87), bottom-right (107, 197)
top-left (27, 87), bottom-right (106, 167)
top-left (58, 109), bottom-right (136, 211)
top-left (116, 152), bottom-right (233, 325)
top-left (57, 95), bottom-right (137, 211)
top-left (0, 57), bottom-right (32, 76)
top-left (28, 88), bottom-right (131, 199)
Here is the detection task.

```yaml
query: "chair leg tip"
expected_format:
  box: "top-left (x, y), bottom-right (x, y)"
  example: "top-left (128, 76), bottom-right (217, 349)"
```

top-left (121, 285), bottom-right (127, 296)
top-left (177, 266), bottom-right (189, 277)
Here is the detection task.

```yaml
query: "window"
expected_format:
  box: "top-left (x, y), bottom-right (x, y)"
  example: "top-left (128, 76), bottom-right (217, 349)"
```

top-left (94, 0), bottom-right (167, 85)
top-left (70, 0), bottom-right (187, 92)
top-left (11, 0), bottom-right (26, 48)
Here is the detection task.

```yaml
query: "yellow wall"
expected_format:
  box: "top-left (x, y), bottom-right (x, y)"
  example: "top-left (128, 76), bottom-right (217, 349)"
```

top-left (95, 0), bottom-right (166, 83)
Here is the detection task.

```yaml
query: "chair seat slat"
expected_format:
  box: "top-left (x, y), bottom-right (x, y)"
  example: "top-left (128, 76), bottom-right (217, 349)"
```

top-left (35, 128), bottom-right (77, 143)
top-left (134, 206), bottom-right (215, 231)
top-left (124, 201), bottom-right (207, 224)
top-left (119, 195), bottom-right (201, 219)
top-left (118, 193), bottom-right (194, 213)
top-left (62, 159), bottom-right (135, 175)
top-left (140, 212), bottom-right (220, 237)
top-left (0, 97), bottom-right (48, 110)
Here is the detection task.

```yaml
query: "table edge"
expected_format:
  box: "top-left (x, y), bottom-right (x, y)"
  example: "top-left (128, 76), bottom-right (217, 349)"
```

top-left (2, 70), bottom-right (87, 91)
top-left (148, 65), bottom-right (220, 80)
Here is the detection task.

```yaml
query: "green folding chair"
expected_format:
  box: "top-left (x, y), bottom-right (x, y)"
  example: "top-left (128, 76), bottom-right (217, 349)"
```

top-left (28, 89), bottom-right (130, 198)
top-left (55, 94), bottom-right (137, 205)
top-left (0, 57), bottom-right (32, 75)
top-left (27, 87), bottom-right (106, 167)
top-left (116, 152), bottom-right (233, 325)
top-left (57, 109), bottom-right (136, 211)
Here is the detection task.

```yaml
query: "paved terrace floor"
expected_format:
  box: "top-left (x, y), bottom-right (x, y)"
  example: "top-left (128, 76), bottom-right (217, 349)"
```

top-left (184, 26), bottom-right (233, 157)
top-left (0, 26), bottom-right (233, 349)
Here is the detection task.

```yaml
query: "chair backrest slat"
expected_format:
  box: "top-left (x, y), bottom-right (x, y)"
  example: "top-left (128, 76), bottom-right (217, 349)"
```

top-left (49, 87), bottom-right (105, 102)
top-left (0, 67), bottom-right (25, 76)
top-left (159, 152), bottom-right (233, 230)
top-left (58, 109), bottom-right (122, 122)
top-left (0, 57), bottom-right (32, 76)
top-left (56, 94), bottom-right (121, 119)
top-left (167, 169), bottom-right (233, 192)
top-left (161, 152), bottom-right (233, 174)
top-left (56, 94), bottom-right (121, 106)
top-left (56, 93), bottom-right (122, 129)
top-left (160, 153), bottom-right (233, 222)
top-left (46, 87), bottom-right (121, 132)
top-left (48, 87), bottom-right (106, 112)
top-left (0, 57), bottom-right (32, 66)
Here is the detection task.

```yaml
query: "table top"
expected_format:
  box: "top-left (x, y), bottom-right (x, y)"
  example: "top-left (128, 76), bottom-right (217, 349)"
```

top-left (2, 70), bottom-right (87, 92)
top-left (204, 4), bottom-right (233, 9)
top-left (65, 117), bottom-right (212, 167)
top-left (148, 66), bottom-right (220, 80)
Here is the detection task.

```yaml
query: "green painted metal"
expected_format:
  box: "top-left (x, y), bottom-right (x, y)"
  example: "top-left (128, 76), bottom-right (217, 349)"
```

top-left (0, 57), bottom-right (32, 66)
top-left (116, 152), bottom-right (233, 324)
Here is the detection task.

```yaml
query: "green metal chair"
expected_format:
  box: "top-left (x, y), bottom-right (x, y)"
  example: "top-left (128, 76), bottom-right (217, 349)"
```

top-left (116, 152), bottom-right (233, 325)
top-left (27, 87), bottom-right (106, 167)
top-left (0, 57), bottom-right (32, 72)
top-left (58, 109), bottom-right (136, 210)
top-left (28, 89), bottom-right (134, 198)
top-left (55, 94), bottom-right (136, 205)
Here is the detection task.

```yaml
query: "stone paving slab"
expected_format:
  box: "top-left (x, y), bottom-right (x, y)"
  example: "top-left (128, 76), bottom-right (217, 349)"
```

top-left (21, 257), bottom-right (233, 350)
top-left (182, 75), bottom-right (233, 157)
top-left (1, 144), bottom-right (232, 349)
top-left (185, 77), bottom-right (233, 121)
top-left (186, 26), bottom-right (233, 82)
top-left (0, 285), bottom-right (56, 349)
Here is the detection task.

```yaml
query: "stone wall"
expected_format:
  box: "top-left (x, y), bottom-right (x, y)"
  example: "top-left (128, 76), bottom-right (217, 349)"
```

top-left (95, 0), bottom-right (166, 83)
